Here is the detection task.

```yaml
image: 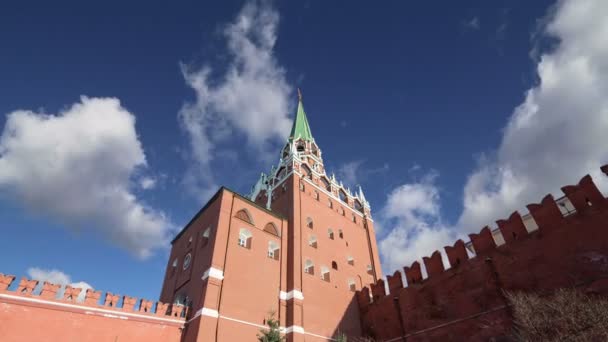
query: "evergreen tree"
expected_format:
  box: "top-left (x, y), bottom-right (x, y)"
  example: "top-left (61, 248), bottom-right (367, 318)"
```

top-left (257, 312), bottom-right (285, 342)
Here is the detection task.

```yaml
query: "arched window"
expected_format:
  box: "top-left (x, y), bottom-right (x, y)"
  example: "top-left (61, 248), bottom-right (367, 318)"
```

top-left (347, 255), bottom-right (354, 266)
top-left (367, 264), bottom-right (373, 275)
top-left (321, 177), bottom-right (331, 191)
top-left (340, 207), bottom-right (345, 216)
top-left (235, 209), bottom-right (254, 225)
top-left (306, 217), bottom-right (313, 229)
top-left (201, 227), bottom-right (211, 248)
top-left (338, 229), bottom-right (344, 239)
top-left (304, 259), bottom-right (314, 275)
top-left (339, 190), bottom-right (347, 203)
top-left (238, 228), bottom-right (252, 249)
top-left (296, 142), bottom-right (305, 152)
top-left (321, 266), bottom-right (331, 282)
top-left (352, 215), bottom-right (357, 223)
top-left (308, 235), bottom-right (317, 248)
top-left (264, 223), bottom-right (279, 236)
top-left (268, 241), bottom-right (280, 260)
top-left (299, 182), bottom-right (305, 192)
top-left (348, 279), bottom-right (356, 292)
top-left (328, 228), bottom-right (334, 240)
top-left (354, 200), bottom-right (364, 213)
top-left (332, 261), bottom-right (338, 270)
top-left (328, 199), bottom-right (333, 208)
top-left (314, 191), bottom-right (319, 201)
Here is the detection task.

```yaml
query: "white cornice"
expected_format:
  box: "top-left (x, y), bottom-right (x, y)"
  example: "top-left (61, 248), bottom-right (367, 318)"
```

top-left (201, 267), bottom-right (224, 281)
top-left (279, 290), bottom-right (304, 300)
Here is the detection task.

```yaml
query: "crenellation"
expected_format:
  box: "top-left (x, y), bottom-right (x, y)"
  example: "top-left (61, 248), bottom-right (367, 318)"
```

top-left (371, 279), bottom-right (386, 301)
top-left (40, 281), bottom-right (61, 299)
top-left (169, 303), bottom-right (186, 318)
top-left (85, 288), bottom-right (102, 305)
top-left (156, 302), bottom-right (170, 316)
top-left (404, 261), bottom-right (422, 285)
top-left (17, 277), bottom-right (38, 295)
top-left (356, 165), bottom-right (608, 341)
top-left (422, 250), bottom-right (444, 278)
top-left (444, 239), bottom-right (468, 268)
top-left (387, 270), bottom-right (403, 294)
top-left (356, 287), bottom-right (371, 309)
top-left (123, 296), bottom-right (138, 311)
top-left (63, 285), bottom-right (82, 301)
top-left (468, 226), bottom-right (496, 255)
top-left (496, 211), bottom-right (527, 243)
top-left (526, 194), bottom-right (564, 231)
top-left (561, 174), bottom-right (606, 212)
top-left (139, 299), bottom-right (154, 313)
top-left (104, 292), bottom-right (120, 307)
top-left (0, 274), bottom-right (16, 291)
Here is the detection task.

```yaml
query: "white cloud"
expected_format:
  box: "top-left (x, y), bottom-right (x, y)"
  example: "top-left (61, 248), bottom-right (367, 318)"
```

top-left (337, 160), bottom-right (364, 186)
top-left (459, 0), bottom-right (608, 231)
top-left (27, 267), bottom-right (92, 302)
top-left (139, 176), bottom-right (157, 190)
top-left (378, 0), bottom-right (608, 275)
top-left (0, 96), bottom-right (174, 258)
top-left (378, 171), bottom-right (455, 273)
top-left (178, 0), bottom-right (292, 201)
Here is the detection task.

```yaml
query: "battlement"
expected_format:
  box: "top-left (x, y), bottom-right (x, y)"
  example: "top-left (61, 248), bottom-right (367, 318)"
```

top-left (0, 275), bottom-right (187, 322)
top-left (357, 165), bottom-right (608, 340)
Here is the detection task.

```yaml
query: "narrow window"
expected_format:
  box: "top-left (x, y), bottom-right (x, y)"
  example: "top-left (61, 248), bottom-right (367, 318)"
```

top-left (171, 258), bottom-right (178, 277)
top-left (299, 182), bottom-right (305, 192)
top-left (328, 228), bottom-right (334, 240)
top-left (328, 199), bottom-right (333, 208)
top-left (187, 236), bottom-right (193, 248)
top-left (314, 191), bottom-right (319, 201)
top-left (332, 261), bottom-right (338, 270)
top-left (347, 256), bottom-right (354, 266)
top-left (304, 259), bottom-right (315, 275)
top-left (321, 266), bottom-right (331, 282)
top-left (352, 215), bottom-right (357, 223)
top-left (367, 264), bottom-right (373, 275)
top-left (201, 227), bottom-right (211, 248)
top-left (348, 279), bottom-right (356, 292)
top-left (339, 229), bottom-right (343, 239)
top-left (268, 241), bottom-right (280, 260)
top-left (340, 208), bottom-right (345, 216)
top-left (306, 217), bottom-right (314, 229)
top-left (308, 235), bottom-right (318, 248)
top-left (238, 228), bottom-right (253, 249)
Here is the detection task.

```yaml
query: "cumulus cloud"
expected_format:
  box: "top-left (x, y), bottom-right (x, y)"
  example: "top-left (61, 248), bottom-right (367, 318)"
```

top-left (378, 171), bottom-right (455, 273)
top-left (459, 0), bottom-right (608, 231)
top-left (27, 267), bottom-right (92, 302)
top-left (379, 0), bottom-right (608, 274)
top-left (0, 96), bottom-right (174, 258)
top-left (139, 176), bottom-right (157, 190)
top-left (178, 0), bottom-right (292, 201)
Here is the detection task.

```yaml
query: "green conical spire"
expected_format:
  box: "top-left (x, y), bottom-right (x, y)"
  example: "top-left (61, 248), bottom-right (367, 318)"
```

top-left (288, 89), bottom-right (314, 142)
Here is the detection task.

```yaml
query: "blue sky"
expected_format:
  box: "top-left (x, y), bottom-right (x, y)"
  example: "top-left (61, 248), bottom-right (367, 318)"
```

top-left (1, 0), bottom-right (607, 300)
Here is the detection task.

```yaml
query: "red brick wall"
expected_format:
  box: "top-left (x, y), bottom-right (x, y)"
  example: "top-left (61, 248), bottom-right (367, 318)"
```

top-left (0, 277), bottom-right (185, 342)
top-left (358, 168), bottom-right (608, 341)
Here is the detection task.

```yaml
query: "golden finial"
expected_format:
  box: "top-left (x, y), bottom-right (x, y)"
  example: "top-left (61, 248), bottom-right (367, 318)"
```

top-left (297, 88), bottom-right (302, 102)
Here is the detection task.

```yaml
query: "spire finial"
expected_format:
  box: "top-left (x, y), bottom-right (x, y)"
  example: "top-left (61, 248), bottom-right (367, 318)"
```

top-left (297, 88), bottom-right (302, 102)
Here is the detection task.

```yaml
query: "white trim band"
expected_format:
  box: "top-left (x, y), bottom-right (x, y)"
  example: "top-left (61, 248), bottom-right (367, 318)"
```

top-left (202, 267), bottom-right (224, 281)
top-left (279, 290), bottom-right (304, 301)
top-left (281, 325), bottom-right (305, 334)
top-left (0, 293), bottom-right (184, 324)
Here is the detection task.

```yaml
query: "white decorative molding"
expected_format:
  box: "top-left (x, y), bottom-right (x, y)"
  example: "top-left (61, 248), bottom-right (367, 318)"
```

top-left (0, 293), bottom-right (184, 324)
top-left (281, 325), bottom-right (305, 334)
top-left (200, 307), bottom-right (219, 318)
top-left (279, 290), bottom-right (304, 301)
top-left (202, 267), bottom-right (224, 281)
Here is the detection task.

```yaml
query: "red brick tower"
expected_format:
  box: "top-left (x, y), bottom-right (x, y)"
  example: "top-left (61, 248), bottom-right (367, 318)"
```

top-left (160, 90), bottom-right (382, 341)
